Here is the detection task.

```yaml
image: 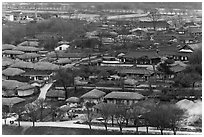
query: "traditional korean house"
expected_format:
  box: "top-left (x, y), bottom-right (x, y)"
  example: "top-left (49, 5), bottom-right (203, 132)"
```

top-left (2, 50), bottom-right (24, 59)
top-left (80, 88), bottom-right (106, 104)
top-left (104, 91), bottom-right (145, 106)
top-left (122, 50), bottom-right (161, 65)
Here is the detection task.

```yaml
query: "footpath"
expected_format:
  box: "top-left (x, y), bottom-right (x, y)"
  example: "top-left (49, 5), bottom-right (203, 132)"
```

top-left (2, 119), bottom-right (202, 135)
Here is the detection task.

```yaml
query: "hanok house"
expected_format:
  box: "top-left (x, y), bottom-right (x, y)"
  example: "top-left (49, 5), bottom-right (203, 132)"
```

top-left (17, 40), bottom-right (39, 47)
top-left (118, 67), bottom-right (154, 81)
top-left (13, 46), bottom-right (41, 53)
top-left (2, 44), bottom-right (16, 51)
top-left (157, 45), bottom-right (191, 62)
top-left (16, 83), bottom-right (37, 97)
top-left (16, 53), bottom-right (41, 62)
top-left (80, 89), bottom-right (106, 104)
top-left (187, 27), bottom-right (202, 37)
top-left (55, 44), bottom-right (70, 51)
top-left (46, 89), bottom-right (65, 101)
top-left (21, 70), bottom-right (54, 82)
top-left (2, 67), bottom-right (25, 81)
top-left (66, 97), bottom-right (80, 107)
top-left (178, 35), bottom-right (195, 44)
top-left (47, 51), bottom-right (88, 61)
top-left (2, 80), bottom-right (35, 97)
top-left (137, 21), bottom-right (169, 31)
top-left (104, 91), bottom-right (145, 106)
top-left (10, 60), bottom-right (35, 71)
top-left (129, 28), bottom-right (148, 40)
top-left (2, 50), bottom-right (24, 59)
top-left (122, 50), bottom-right (161, 65)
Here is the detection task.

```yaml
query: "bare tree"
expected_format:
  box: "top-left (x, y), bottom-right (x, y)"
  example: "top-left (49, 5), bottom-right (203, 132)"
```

top-left (95, 103), bottom-right (117, 131)
top-left (148, 9), bottom-right (161, 31)
top-left (13, 106), bottom-right (25, 127)
top-left (25, 103), bottom-right (38, 127)
top-left (114, 105), bottom-right (128, 133)
top-left (84, 102), bottom-right (96, 130)
top-left (35, 98), bottom-right (47, 122)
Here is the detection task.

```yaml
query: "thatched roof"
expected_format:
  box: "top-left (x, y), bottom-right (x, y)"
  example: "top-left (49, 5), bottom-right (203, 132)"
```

top-left (10, 60), bottom-right (35, 69)
top-left (2, 97), bottom-right (25, 106)
top-left (104, 91), bottom-right (144, 100)
top-left (46, 89), bottom-right (65, 98)
top-left (2, 68), bottom-right (25, 76)
top-left (17, 84), bottom-right (35, 90)
top-left (170, 64), bottom-right (186, 73)
top-left (66, 97), bottom-right (80, 103)
top-left (17, 41), bottom-right (39, 47)
top-left (2, 80), bottom-right (28, 90)
top-left (2, 60), bottom-right (14, 67)
top-left (81, 89), bottom-right (106, 99)
top-left (14, 46), bottom-right (41, 52)
top-left (17, 53), bottom-right (41, 59)
top-left (2, 89), bottom-right (16, 97)
top-left (3, 50), bottom-right (24, 55)
top-left (34, 61), bottom-right (60, 71)
top-left (2, 57), bottom-right (14, 62)
top-left (54, 58), bottom-right (72, 64)
top-left (59, 105), bottom-right (71, 112)
top-left (62, 63), bottom-right (75, 69)
top-left (2, 44), bottom-right (16, 50)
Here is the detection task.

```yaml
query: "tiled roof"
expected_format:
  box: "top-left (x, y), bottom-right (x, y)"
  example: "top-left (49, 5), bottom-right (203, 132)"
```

top-left (119, 67), bottom-right (154, 75)
top-left (104, 91), bottom-right (144, 100)
top-left (123, 50), bottom-right (159, 59)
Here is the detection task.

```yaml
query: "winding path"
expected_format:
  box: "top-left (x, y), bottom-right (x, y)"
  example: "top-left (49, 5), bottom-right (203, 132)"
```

top-left (38, 81), bottom-right (55, 100)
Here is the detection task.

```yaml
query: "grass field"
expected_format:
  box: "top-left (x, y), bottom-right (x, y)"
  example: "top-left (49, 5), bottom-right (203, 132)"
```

top-left (2, 125), bottom-right (154, 135)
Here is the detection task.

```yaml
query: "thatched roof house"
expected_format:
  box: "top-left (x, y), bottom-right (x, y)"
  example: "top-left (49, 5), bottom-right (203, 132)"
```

top-left (66, 97), bottom-right (80, 103)
top-left (2, 97), bottom-right (25, 106)
top-left (3, 50), bottom-right (24, 55)
top-left (14, 46), bottom-right (41, 52)
top-left (10, 60), bottom-right (35, 69)
top-left (17, 53), bottom-right (41, 59)
top-left (2, 68), bottom-right (25, 76)
top-left (2, 80), bottom-right (28, 90)
top-left (2, 44), bottom-right (16, 50)
top-left (34, 62), bottom-right (60, 71)
top-left (81, 89), bottom-right (106, 99)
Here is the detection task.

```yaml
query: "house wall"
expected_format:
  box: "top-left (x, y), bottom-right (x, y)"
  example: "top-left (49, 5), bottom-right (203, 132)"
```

top-left (107, 99), bottom-right (138, 106)
top-left (55, 45), bottom-right (70, 51)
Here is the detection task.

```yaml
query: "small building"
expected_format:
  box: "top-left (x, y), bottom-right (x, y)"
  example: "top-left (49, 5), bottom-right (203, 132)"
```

top-left (46, 89), bottom-right (65, 101)
top-left (104, 91), bottom-right (145, 106)
top-left (2, 50), bottom-right (24, 59)
top-left (21, 70), bottom-right (54, 82)
top-left (16, 84), bottom-right (36, 97)
top-left (80, 88), bottom-right (106, 104)
top-left (122, 50), bottom-right (161, 65)
top-left (55, 44), bottom-right (70, 51)
top-left (17, 53), bottom-right (41, 62)
top-left (118, 67), bottom-right (154, 80)
top-left (137, 21), bottom-right (169, 31)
